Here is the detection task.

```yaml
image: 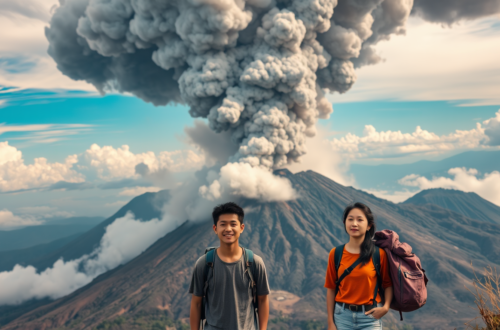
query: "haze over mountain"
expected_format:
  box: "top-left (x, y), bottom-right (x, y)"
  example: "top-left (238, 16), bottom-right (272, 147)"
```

top-left (0, 234), bottom-right (81, 272)
top-left (30, 191), bottom-right (170, 272)
top-left (404, 188), bottom-right (500, 225)
top-left (351, 150), bottom-right (500, 191)
top-left (0, 217), bottom-right (104, 251)
top-left (1, 170), bottom-right (498, 330)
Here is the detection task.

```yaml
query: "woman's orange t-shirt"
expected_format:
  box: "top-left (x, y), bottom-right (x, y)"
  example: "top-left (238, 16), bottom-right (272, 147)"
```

top-left (324, 247), bottom-right (393, 305)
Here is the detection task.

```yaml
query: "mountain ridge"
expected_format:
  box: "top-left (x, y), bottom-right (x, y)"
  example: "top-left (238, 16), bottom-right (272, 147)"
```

top-left (402, 188), bottom-right (500, 225)
top-left (2, 170), bottom-right (498, 330)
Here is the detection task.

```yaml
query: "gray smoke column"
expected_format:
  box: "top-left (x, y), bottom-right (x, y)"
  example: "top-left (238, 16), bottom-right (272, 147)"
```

top-left (46, 0), bottom-right (413, 169)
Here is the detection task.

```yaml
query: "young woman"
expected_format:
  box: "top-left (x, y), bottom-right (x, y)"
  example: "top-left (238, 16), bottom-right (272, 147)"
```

top-left (325, 202), bottom-right (393, 330)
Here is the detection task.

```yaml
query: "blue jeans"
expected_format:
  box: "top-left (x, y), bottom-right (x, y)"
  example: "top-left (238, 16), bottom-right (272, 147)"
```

top-left (334, 303), bottom-right (383, 330)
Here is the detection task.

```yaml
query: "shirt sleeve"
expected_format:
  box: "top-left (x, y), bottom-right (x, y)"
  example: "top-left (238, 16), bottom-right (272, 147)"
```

top-left (254, 255), bottom-right (270, 296)
top-left (324, 248), bottom-right (337, 290)
top-left (189, 255), bottom-right (206, 296)
top-left (380, 249), bottom-right (393, 289)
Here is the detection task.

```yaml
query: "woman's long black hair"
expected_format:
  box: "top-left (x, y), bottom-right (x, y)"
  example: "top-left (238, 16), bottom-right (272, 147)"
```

top-left (343, 202), bottom-right (376, 266)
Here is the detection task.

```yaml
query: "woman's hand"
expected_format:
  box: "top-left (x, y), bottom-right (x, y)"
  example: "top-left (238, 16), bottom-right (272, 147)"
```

top-left (328, 322), bottom-right (337, 330)
top-left (365, 306), bottom-right (389, 319)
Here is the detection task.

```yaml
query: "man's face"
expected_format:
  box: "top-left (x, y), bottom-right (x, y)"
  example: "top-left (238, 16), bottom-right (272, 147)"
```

top-left (213, 213), bottom-right (244, 245)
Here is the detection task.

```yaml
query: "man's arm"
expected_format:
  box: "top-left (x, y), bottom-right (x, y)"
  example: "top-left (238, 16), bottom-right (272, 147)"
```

top-left (257, 295), bottom-right (269, 330)
top-left (190, 295), bottom-right (203, 330)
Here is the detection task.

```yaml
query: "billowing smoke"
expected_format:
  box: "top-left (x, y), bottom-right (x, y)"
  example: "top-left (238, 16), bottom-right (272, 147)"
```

top-left (46, 0), bottom-right (414, 170)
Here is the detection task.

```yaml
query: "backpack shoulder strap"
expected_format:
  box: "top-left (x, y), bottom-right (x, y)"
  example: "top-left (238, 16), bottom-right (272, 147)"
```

top-left (371, 247), bottom-right (384, 306)
top-left (334, 244), bottom-right (345, 276)
top-left (243, 248), bottom-right (258, 325)
top-left (244, 248), bottom-right (257, 303)
top-left (201, 248), bottom-right (216, 329)
top-left (204, 248), bottom-right (216, 282)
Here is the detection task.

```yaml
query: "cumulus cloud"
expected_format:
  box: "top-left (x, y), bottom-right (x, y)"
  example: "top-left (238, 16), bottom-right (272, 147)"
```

top-left (0, 211), bottom-right (182, 305)
top-left (0, 142), bottom-right (206, 193)
top-left (0, 209), bottom-right (42, 230)
top-left (329, 111), bottom-right (500, 160)
top-left (118, 186), bottom-right (162, 197)
top-left (0, 141), bottom-right (84, 192)
top-left (80, 144), bottom-right (205, 180)
top-left (483, 110), bottom-right (500, 146)
top-left (399, 167), bottom-right (500, 206)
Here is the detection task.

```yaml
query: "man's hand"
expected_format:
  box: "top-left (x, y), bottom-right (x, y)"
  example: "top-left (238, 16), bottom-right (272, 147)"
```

top-left (365, 306), bottom-right (389, 319)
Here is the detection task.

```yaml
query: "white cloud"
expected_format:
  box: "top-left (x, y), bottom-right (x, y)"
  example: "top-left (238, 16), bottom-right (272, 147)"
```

top-left (199, 163), bottom-right (297, 202)
top-left (0, 209), bottom-right (42, 230)
top-left (0, 123), bottom-right (94, 144)
top-left (331, 17), bottom-right (500, 105)
top-left (483, 110), bottom-right (500, 146)
top-left (329, 111), bottom-right (500, 160)
top-left (0, 142), bottom-right (84, 192)
top-left (0, 0), bottom-right (56, 22)
top-left (399, 167), bottom-right (500, 206)
top-left (287, 127), bottom-right (354, 186)
top-left (362, 189), bottom-right (416, 204)
top-left (0, 11), bottom-right (94, 92)
top-left (118, 186), bottom-right (162, 196)
top-left (0, 211), bottom-right (182, 305)
top-left (0, 142), bottom-right (205, 193)
top-left (81, 144), bottom-right (205, 180)
top-left (15, 206), bottom-right (73, 219)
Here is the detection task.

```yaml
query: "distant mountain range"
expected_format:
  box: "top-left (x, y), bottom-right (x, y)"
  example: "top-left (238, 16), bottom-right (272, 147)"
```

top-left (0, 216), bottom-right (104, 251)
top-left (2, 170), bottom-right (498, 330)
top-left (403, 188), bottom-right (500, 225)
top-left (351, 150), bottom-right (500, 190)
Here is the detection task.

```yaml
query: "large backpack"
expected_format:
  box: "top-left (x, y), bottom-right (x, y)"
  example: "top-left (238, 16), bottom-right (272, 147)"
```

top-left (374, 230), bottom-right (428, 320)
top-left (200, 247), bottom-right (258, 329)
top-left (334, 230), bottom-right (428, 321)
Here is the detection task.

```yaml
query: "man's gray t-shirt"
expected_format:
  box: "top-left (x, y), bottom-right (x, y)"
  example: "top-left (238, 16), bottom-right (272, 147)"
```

top-left (189, 249), bottom-right (270, 330)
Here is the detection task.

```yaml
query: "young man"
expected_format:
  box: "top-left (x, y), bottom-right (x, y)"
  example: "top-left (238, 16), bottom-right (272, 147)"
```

top-left (189, 202), bottom-right (270, 330)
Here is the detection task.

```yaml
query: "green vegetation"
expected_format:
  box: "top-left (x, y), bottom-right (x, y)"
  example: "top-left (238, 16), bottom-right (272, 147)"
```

top-left (93, 311), bottom-right (188, 330)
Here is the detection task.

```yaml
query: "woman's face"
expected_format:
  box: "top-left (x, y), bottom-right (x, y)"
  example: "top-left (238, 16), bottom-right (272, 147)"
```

top-left (345, 208), bottom-right (371, 238)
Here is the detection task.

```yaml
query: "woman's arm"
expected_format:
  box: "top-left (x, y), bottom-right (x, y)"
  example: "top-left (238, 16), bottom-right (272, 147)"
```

top-left (365, 286), bottom-right (393, 319)
top-left (382, 286), bottom-right (393, 310)
top-left (326, 288), bottom-right (337, 330)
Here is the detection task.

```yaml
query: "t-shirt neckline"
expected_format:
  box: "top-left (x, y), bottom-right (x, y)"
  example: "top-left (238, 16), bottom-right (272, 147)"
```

top-left (216, 250), bottom-right (244, 265)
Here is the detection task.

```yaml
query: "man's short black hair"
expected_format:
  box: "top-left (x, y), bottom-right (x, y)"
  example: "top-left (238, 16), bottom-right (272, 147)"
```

top-left (212, 202), bottom-right (244, 226)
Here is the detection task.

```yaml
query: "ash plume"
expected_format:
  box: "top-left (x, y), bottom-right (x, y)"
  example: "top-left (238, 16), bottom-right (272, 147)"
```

top-left (46, 0), bottom-right (414, 169)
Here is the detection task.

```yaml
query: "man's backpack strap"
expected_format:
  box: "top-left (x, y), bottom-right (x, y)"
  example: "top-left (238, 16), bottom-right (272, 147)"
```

top-left (243, 248), bottom-right (257, 306)
top-left (371, 247), bottom-right (384, 306)
top-left (201, 248), bottom-right (216, 329)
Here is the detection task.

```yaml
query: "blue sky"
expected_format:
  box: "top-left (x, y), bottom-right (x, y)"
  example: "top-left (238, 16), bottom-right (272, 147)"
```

top-left (1, 1), bottom-right (500, 227)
